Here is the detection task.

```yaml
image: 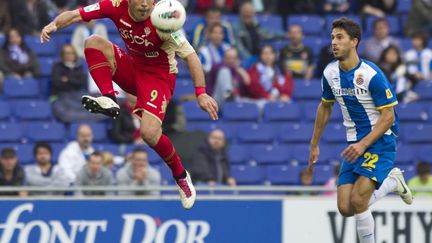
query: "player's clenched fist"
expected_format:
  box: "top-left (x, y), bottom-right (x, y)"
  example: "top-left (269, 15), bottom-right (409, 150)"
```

top-left (40, 23), bottom-right (57, 43)
top-left (197, 94), bottom-right (219, 121)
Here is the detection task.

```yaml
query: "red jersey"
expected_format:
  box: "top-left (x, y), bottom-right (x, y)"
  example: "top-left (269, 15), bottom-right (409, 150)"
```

top-left (79, 0), bottom-right (195, 74)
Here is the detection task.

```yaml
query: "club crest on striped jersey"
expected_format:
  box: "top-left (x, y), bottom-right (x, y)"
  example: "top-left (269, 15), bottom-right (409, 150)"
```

top-left (355, 74), bottom-right (364, 85)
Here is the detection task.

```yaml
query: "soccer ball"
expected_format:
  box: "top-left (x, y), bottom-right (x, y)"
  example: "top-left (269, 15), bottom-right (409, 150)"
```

top-left (151, 0), bottom-right (186, 33)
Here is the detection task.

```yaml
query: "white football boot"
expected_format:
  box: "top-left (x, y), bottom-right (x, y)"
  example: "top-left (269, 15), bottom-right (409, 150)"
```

top-left (388, 167), bottom-right (413, 205)
top-left (81, 95), bottom-right (120, 119)
top-left (175, 171), bottom-right (196, 209)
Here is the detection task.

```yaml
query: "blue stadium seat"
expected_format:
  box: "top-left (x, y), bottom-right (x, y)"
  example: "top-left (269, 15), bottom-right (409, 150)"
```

top-left (413, 81), bottom-right (432, 100)
top-left (51, 143), bottom-right (66, 163)
top-left (13, 100), bottom-right (52, 121)
top-left (320, 144), bottom-right (341, 163)
top-left (222, 102), bottom-right (259, 121)
top-left (287, 15), bottom-right (323, 35)
top-left (279, 123), bottom-right (313, 143)
top-left (293, 80), bottom-right (321, 100)
top-left (153, 165), bottom-right (175, 185)
top-left (228, 144), bottom-right (250, 164)
top-left (173, 79), bottom-right (193, 101)
top-left (395, 103), bottom-right (428, 122)
top-left (313, 165), bottom-right (335, 185)
top-left (3, 78), bottom-right (39, 98)
top-left (325, 15), bottom-right (362, 34)
top-left (303, 37), bottom-right (326, 57)
top-left (182, 101), bottom-right (209, 121)
top-left (39, 57), bottom-right (55, 77)
top-left (399, 37), bottom-right (412, 52)
top-left (269, 40), bottom-right (289, 52)
top-left (365, 16), bottom-right (401, 36)
top-left (237, 123), bottom-right (277, 143)
top-left (0, 123), bottom-right (23, 142)
top-left (263, 102), bottom-right (301, 122)
top-left (231, 165), bottom-right (265, 185)
top-left (97, 19), bottom-right (117, 33)
top-left (303, 102), bottom-right (320, 121)
top-left (221, 14), bottom-right (240, 24)
top-left (417, 145), bottom-right (432, 162)
top-left (184, 14), bottom-right (203, 36)
top-left (290, 144), bottom-right (310, 164)
top-left (26, 122), bottom-right (66, 142)
top-left (322, 124), bottom-right (346, 143)
top-left (0, 102), bottom-right (11, 121)
top-left (186, 121), bottom-right (220, 133)
top-left (0, 36), bottom-right (4, 46)
top-left (0, 144), bottom-right (35, 165)
top-left (329, 103), bottom-right (343, 122)
top-left (266, 165), bottom-right (301, 185)
top-left (397, 0), bottom-right (411, 13)
top-left (69, 122), bottom-right (107, 142)
top-left (257, 15), bottom-right (284, 33)
top-left (52, 33), bottom-right (71, 47)
top-left (398, 165), bottom-right (416, 180)
top-left (92, 143), bottom-right (120, 155)
top-left (251, 145), bottom-right (289, 165)
top-left (176, 58), bottom-right (190, 78)
top-left (404, 124), bottom-right (432, 143)
top-left (395, 144), bottom-right (417, 164)
top-left (25, 35), bottom-right (57, 57)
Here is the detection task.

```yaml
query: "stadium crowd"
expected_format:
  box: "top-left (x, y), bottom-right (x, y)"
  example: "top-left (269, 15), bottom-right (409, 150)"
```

top-left (0, 0), bottom-right (431, 196)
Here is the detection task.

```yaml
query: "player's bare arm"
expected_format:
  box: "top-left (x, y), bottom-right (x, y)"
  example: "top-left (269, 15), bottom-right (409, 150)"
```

top-left (40, 9), bottom-right (83, 43)
top-left (309, 101), bottom-right (334, 171)
top-left (184, 53), bottom-right (219, 121)
top-left (342, 106), bottom-right (395, 162)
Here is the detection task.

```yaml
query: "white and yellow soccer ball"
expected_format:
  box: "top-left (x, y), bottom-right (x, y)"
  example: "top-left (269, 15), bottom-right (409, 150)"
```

top-left (151, 0), bottom-right (186, 33)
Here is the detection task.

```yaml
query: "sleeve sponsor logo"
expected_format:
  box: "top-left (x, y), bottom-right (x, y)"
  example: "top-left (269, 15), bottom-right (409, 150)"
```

top-left (170, 30), bottom-right (186, 46)
top-left (83, 3), bottom-right (100, 12)
top-left (386, 89), bottom-right (393, 99)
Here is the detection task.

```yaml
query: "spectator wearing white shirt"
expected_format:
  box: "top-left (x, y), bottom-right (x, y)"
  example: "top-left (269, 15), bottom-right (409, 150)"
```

top-left (405, 32), bottom-right (432, 81)
top-left (58, 124), bottom-right (95, 184)
top-left (25, 143), bottom-right (69, 195)
top-left (198, 23), bottom-right (231, 73)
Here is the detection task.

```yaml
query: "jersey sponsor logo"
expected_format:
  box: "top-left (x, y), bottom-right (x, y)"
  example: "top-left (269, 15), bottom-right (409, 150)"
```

top-left (144, 27), bottom-right (151, 37)
top-left (385, 89), bottom-right (393, 99)
top-left (144, 51), bottom-right (159, 57)
top-left (119, 28), bottom-right (154, 46)
top-left (83, 3), bottom-right (100, 12)
top-left (355, 74), bottom-right (364, 85)
top-left (332, 87), bottom-right (368, 96)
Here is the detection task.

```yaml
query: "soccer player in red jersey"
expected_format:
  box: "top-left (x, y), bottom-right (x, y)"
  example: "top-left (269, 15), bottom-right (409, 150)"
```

top-left (40, 0), bottom-right (219, 209)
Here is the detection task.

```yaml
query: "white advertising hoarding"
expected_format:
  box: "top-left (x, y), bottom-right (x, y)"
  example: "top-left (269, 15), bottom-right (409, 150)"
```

top-left (283, 197), bottom-right (432, 243)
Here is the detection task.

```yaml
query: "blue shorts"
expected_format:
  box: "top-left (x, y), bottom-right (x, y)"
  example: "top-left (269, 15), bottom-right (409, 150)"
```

top-left (337, 135), bottom-right (396, 189)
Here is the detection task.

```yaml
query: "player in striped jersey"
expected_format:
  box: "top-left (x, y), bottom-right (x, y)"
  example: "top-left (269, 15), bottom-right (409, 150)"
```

top-left (308, 18), bottom-right (413, 243)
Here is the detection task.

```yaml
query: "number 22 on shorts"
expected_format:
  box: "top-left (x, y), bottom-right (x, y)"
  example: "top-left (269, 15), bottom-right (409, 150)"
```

top-left (361, 152), bottom-right (379, 168)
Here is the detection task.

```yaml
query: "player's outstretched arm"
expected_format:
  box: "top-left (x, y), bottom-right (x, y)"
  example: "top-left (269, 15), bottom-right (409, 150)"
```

top-left (184, 53), bottom-right (219, 121)
top-left (309, 101), bottom-right (333, 171)
top-left (40, 9), bottom-right (83, 43)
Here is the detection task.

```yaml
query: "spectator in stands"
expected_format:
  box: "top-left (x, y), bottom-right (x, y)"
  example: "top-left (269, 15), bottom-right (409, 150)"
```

top-left (404, 0), bottom-right (432, 36)
top-left (317, 44), bottom-right (334, 77)
top-left (0, 28), bottom-right (40, 79)
top-left (72, 20), bottom-right (108, 59)
top-left (277, 0), bottom-right (317, 14)
top-left (192, 7), bottom-right (235, 49)
top-left (279, 25), bottom-right (314, 80)
top-left (0, 148), bottom-right (27, 196)
top-left (296, 168), bottom-right (318, 195)
top-left (323, 164), bottom-right (340, 196)
top-left (198, 23), bottom-right (231, 73)
top-left (363, 18), bottom-right (401, 63)
top-left (379, 45), bottom-right (419, 103)
top-left (0, 1), bottom-right (11, 33)
top-left (25, 143), bottom-right (69, 195)
top-left (207, 48), bottom-right (250, 105)
top-left (234, 2), bottom-right (285, 61)
top-left (190, 129), bottom-right (236, 186)
top-left (357, 0), bottom-right (396, 17)
top-left (51, 44), bottom-right (86, 99)
top-left (322, 0), bottom-right (350, 13)
top-left (9, 0), bottom-right (50, 35)
top-left (102, 151), bottom-right (115, 171)
top-left (116, 148), bottom-right (161, 196)
top-left (109, 94), bottom-right (142, 144)
top-left (405, 32), bottom-right (432, 81)
top-left (162, 100), bottom-right (187, 136)
top-left (195, 0), bottom-right (236, 14)
top-left (408, 162), bottom-right (432, 197)
top-left (75, 151), bottom-right (113, 196)
top-left (247, 45), bottom-right (294, 102)
top-left (58, 124), bottom-right (95, 184)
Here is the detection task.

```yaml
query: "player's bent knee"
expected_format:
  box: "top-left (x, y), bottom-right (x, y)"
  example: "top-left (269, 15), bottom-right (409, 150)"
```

top-left (140, 127), bottom-right (162, 145)
top-left (84, 35), bottom-right (110, 50)
top-left (337, 204), bottom-right (354, 217)
top-left (350, 194), bottom-right (369, 213)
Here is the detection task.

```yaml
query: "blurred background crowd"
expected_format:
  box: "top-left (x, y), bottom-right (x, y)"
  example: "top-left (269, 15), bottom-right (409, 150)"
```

top-left (0, 0), bottom-right (431, 196)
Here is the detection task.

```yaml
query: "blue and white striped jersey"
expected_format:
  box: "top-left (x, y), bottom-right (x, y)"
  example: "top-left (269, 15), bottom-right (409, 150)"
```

top-left (321, 59), bottom-right (398, 142)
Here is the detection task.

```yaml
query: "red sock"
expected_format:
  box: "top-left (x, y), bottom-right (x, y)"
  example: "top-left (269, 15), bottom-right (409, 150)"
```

top-left (84, 48), bottom-right (116, 96)
top-left (151, 134), bottom-right (185, 178)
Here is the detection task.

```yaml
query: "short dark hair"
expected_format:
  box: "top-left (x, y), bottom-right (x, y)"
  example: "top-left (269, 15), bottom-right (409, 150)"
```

top-left (1, 148), bottom-right (16, 158)
top-left (417, 162), bottom-right (430, 175)
top-left (332, 17), bottom-right (362, 48)
top-left (208, 22), bottom-right (224, 33)
top-left (132, 147), bottom-right (148, 155)
top-left (206, 7), bottom-right (221, 15)
top-left (33, 142), bottom-right (52, 156)
top-left (372, 17), bottom-right (388, 30)
top-left (411, 31), bottom-right (429, 49)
